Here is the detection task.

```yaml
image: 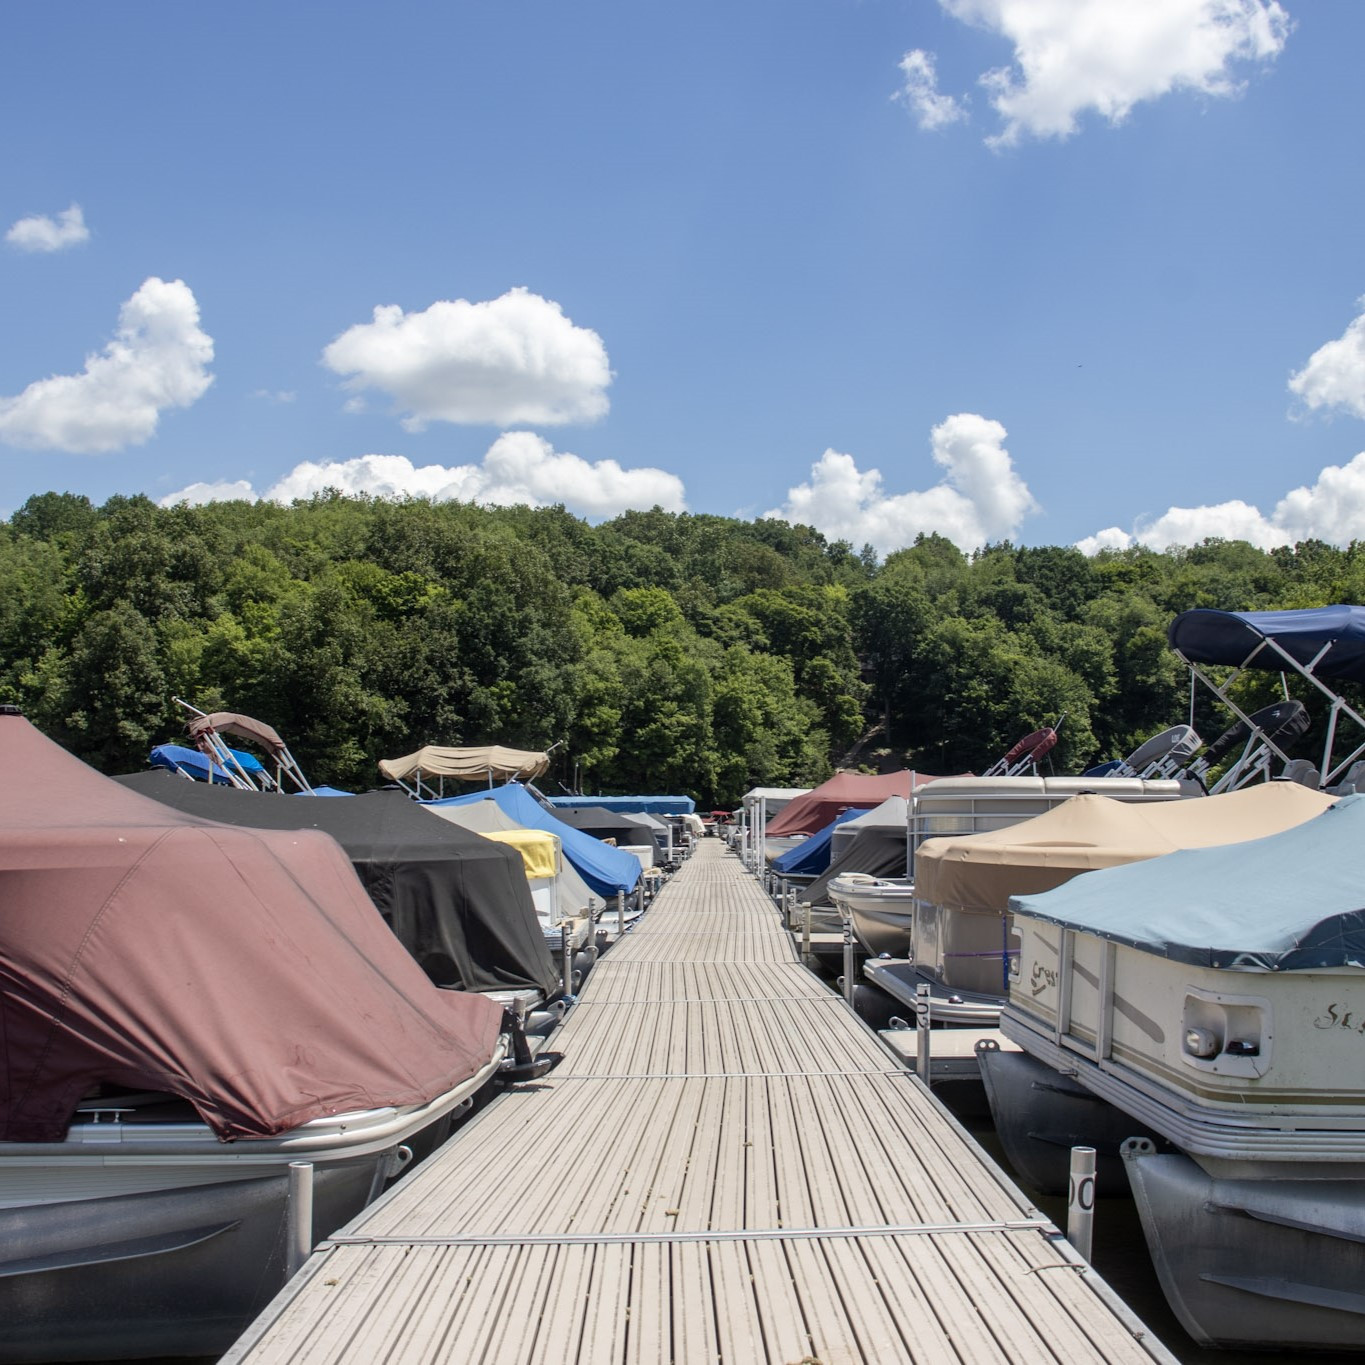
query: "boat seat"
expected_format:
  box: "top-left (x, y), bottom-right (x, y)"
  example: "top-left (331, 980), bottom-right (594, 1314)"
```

top-left (1279, 758), bottom-right (1321, 789)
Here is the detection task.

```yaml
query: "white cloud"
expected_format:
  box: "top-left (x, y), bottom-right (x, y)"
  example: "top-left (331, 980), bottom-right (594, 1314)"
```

top-left (321, 286), bottom-right (612, 430)
top-left (162, 431), bottom-right (686, 519)
top-left (252, 389), bottom-right (296, 404)
top-left (161, 479), bottom-right (257, 506)
top-left (765, 413), bottom-right (1039, 555)
top-left (0, 277), bottom-right (213, 453)
top-left (6, 203), bottom-right (90, 253)
top-left (939, 0), bottom-right (1290, 146)
top-left (894, 50), bottom-right (967, 130)
top-left (1289, 299), bottom-right (1365, 419)
top-left (1081, 452), bottom-right (1365, 553)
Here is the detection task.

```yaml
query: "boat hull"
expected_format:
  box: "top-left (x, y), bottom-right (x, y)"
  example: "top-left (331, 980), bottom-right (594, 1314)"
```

top-left (1125, 1147), bottom-right (1365, 1352)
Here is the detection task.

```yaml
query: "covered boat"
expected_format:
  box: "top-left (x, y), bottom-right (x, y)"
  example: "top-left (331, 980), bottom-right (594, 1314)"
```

top-left (999, 793), bottom-right (1365, 1350)
top-left (116, 772), bottom-right (559, 1002)
top-left (0, 712), bottom-right (505, 1362)
top-left (764, 770), bottom-right (942, 838)
top-left (428, 782), bottom-right (642, 901)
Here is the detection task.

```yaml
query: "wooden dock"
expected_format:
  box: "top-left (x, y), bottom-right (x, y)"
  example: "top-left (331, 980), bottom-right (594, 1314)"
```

top-left (223, 842), bottom-right (1174, 1364)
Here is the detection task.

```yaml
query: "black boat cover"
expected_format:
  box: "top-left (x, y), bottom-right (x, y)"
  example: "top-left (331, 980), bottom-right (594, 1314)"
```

top-left (1010, 792), bottom-right (1365, 971)
top-left (1168, 606), bottom-right (1365, 685)
top-left (115, 772), bottom-right (558, 997)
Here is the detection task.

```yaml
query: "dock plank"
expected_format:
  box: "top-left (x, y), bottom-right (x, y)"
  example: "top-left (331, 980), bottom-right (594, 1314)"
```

top-left (223, 841), bottom-right (1175, 1365)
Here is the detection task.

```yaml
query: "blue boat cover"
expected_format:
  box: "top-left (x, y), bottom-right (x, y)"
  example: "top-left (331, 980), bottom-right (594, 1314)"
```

top-left (547, 795), bottom-right (696, 814)
top-left (771, 808), bottom-right (862, 876)
top-left (1010, 793), bottom-right (1365, 971)
top-left (429, 782), bottom-right (642, 896)
top-left (1168, 605), bottom-right (1365, 684)
top-left (148, 743), bottom-right (264, 783)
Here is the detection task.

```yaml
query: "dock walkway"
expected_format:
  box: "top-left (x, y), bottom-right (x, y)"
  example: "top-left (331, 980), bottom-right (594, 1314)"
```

top-left (224, 841), bottom-right (1174, 1364)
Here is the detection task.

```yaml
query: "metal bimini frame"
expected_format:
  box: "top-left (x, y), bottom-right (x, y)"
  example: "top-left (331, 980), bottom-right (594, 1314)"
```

top-left (174, 698), bottom-right (314, 793)
top-left (1109, 723), bottom-right (1202, 780)
top-left (980, 721), bottom-right (1061, 778)
top-left (1166, 606), bottom-right (1365, 790)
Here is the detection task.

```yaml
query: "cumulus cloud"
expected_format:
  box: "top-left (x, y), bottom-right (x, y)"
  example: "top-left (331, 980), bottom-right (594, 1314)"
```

top-left (937, 0), bottom-right (1289, 146)
top-left (322, 286), bottom-right (612, 430)
top-left (0, 277), bottom-right (213, 453)
top-left (894, 50), bottom-right (967, 130)
top-left (161, 431), bottom-right (686, 519)
top-left (6, 203), bottom-right (90, 252)
top-left (765, 413), bottom-right (1039, 555)
top-left (1079, 451), bottom-right (1365, 554)
top-left (1289, 299), bottom-right (1365, 418)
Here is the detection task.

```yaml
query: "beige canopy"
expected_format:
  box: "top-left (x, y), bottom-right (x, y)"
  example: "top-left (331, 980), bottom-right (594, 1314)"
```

top-left (379, 744), bottom-right (550, 785)
top-left (916, 781), bottom-right (1336, 913)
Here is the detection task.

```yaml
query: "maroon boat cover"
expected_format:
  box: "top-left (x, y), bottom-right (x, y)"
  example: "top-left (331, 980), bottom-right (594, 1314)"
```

top-left (0, 715), bottom-right (503, 1143)
top-left (764, 770), bottom-right (952, 837)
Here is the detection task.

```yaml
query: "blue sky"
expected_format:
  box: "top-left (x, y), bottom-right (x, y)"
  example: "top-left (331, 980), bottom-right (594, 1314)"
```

top-left (4, 0), bottom-right (1365, 557)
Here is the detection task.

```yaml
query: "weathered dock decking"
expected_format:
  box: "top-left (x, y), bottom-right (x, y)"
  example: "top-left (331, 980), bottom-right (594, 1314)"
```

top-left (223, 841), bottom-right (1174, 1364)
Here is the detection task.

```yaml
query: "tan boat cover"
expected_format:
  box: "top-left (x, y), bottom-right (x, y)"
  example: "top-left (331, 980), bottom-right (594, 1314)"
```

top-left (916, 781), bottom-right (1336, 913)
top-left (378, 743), bottom-right (550, 783)
top-left (0, 714), bottom-right (503, 1144)
top-left (186, 711), bottom-right (286, 759)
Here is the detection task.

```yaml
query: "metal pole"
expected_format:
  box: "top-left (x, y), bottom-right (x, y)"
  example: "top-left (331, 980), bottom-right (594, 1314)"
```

top-left (842, 924), bottom-right (856, 1005)
top-left (617, 890), bottom-right (625, 938)
top-left (915, 982), bottom-right (932, 1083)
top-left (1067, 1146), bottom-right (1097, 1261)
top-left (561, 923), bottom-right (574, 1001)
top-left (286, 1160), bottom-right (315, 1277)
top-left (802, 898), bottom-right (812, 961)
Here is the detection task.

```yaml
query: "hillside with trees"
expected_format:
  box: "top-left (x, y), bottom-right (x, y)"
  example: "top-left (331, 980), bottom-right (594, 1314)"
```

top-left (3, 490), bottom-right (1362, 803)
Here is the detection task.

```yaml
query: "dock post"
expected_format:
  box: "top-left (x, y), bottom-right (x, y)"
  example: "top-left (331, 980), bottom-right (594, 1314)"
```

top-left (617, 890), bottom-right (625, 938)
top-left (802, 899), bottom-right (811, 962)
top-left (561, 923), bottom-right (575, 1001)
top-left (636, 882), bottom-right (645, 916)
top-left (842, 923), bottom-right (857, 1004)
top-left (915, 983), bottom-right (932, 1083)
top-left (286, 1161), bottom-right (314, 1278)
top-left (1067, 1146), bottom-right (1097, 1261)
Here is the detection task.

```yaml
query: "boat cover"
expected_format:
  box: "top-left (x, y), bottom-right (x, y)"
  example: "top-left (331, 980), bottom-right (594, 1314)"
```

top-left (480, 827), bottom-right (560, 881)
top-left (547, 795), bottom-right (696, 815)
top-left (1168, 605), bottom-right (1365, 684)
top-left (797, 797), bottom-right (912, 905)
top-left (765, 770), bottom-right (946, 838)
top-left (149, 742), bottom-right (264, 782)
top-left (116, 772), bottom-right (558, 997)
top-left (426, 798), bottom-right (597, 915)
top-left (0, 714), bottom-right (503, 1144)
top-left (770, 808), bottom-right (863, 876)
top-left (552, 806), bottom-right (663, 845)
top-left (1010, 791), bottom-right (1365, 970)
top-left (740, 787), bottom-right (810, 812)
top-left (429, 783), bottom-right (642, 897)
top-left (378, 743), bottom-right (550, 784)
top-left (918, 782), bottom-right (1334, 913)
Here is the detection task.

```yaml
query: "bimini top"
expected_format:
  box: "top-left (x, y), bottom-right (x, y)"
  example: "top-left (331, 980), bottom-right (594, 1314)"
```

top-left (1010, 792), bottom-right (1365, 971)
top-left (1168, 605), bottom-right (1365, 684)
top-left (919, 781), bottom-right (1333, 913)
top-left (379, 743), bottom-right (551, 784)
top-left (428, 782), bottom-right (642, 897)
top-left (0, 715), bottom-right (503, 1144)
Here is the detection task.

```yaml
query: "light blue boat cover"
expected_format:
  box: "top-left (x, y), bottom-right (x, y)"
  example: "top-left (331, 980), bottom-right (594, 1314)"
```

top-left (1010, 793), bottom-right (1365, 971)
top-left (547, 794), bottom-right (696, 815)
top-left (771, 808), bottom-right (862, 876)
top-left (1168, 605), bottom-right (1365, 684)
top-left (148, 743), bottom-right (264, 783)
top-left (429, 782), bottom-right (642, 897)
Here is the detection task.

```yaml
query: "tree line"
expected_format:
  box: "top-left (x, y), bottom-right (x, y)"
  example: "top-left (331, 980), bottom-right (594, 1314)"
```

top-left (2, 490), bottom-right (1362, 804)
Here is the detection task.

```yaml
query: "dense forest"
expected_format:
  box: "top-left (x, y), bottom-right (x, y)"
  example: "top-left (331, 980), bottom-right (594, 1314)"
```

top-left (3, 490), bottom-right (1363, 804)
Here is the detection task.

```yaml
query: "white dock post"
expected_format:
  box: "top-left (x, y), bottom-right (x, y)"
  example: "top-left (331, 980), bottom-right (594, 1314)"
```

top-left (617, 890), bottom-right (625, 937)
top-left (286, 1161), bottom-right (314, 1278)
top-left (1067, 1146), bottom-right (1097, 1261)
top-left (561, 923), bottom-right (574, 1001)
top-left (802, 899), bottom-right (812, 961)
top-left (915, 982), bottom-right (932, 1083)
top-left (842, 924), bottom-right (856, 1005)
